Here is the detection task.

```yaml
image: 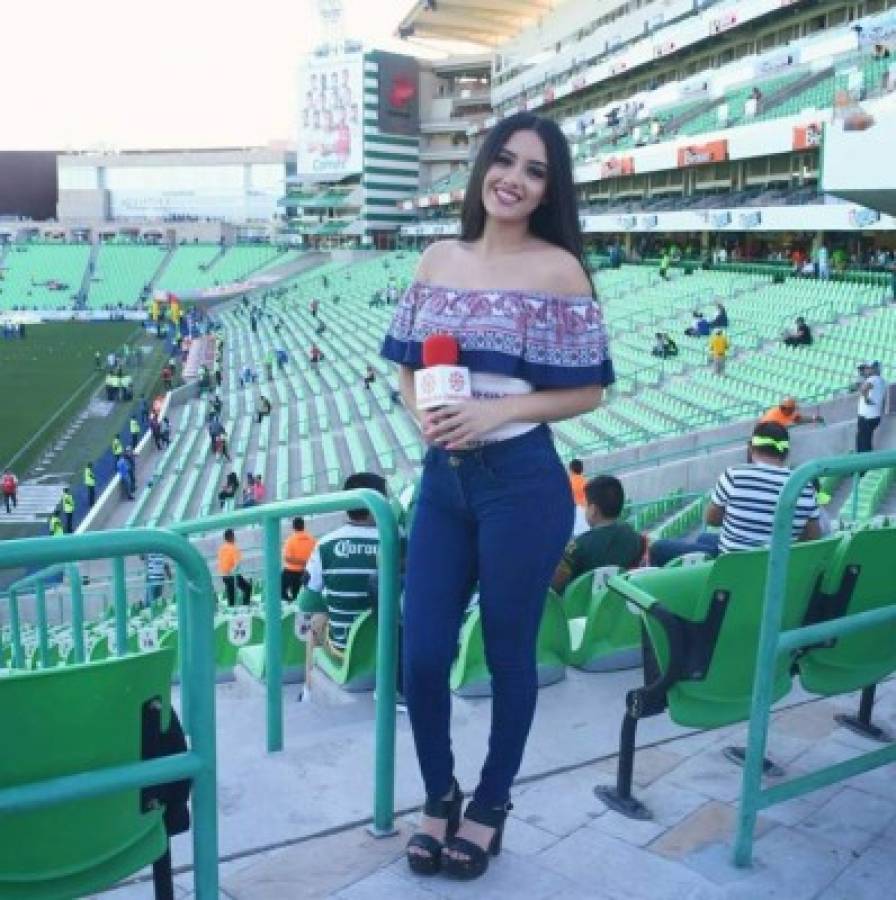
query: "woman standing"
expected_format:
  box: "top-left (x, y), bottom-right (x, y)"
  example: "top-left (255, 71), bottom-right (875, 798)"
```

top-left (381, 112), bottom-right (614, 880)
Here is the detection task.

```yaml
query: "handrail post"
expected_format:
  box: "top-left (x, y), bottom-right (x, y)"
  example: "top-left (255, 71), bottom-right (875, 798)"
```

top-left (35, 582), bottom-right (50, 669)
top-left (69, 564), bottom-right (86, 664)
top-left (176, 565), bottom-right (192, 733)
top-left (368, 492), bottom-right (400, 837)
top-left (263, 516), bottom-right (283, 752)
top-left (9, 588), bottom-right (24, 670)
top-left (112, 556), bottom-right (128, 656)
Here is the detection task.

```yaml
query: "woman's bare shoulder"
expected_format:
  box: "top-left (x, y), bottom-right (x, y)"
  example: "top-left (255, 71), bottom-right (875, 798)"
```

top-left (415, 239), bottom-right (466, 283)
top-left (528, 242), bottom-right (594, 296)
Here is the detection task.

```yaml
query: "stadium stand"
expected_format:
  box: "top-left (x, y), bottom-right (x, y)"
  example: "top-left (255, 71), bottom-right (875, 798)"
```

top-left (0, 243), bottom-right (91, 310)
top-left (87, 243), bottom-right (170, 307)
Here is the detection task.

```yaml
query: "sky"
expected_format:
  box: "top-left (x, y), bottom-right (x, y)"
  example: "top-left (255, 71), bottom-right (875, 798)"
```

top-left (2, 0), bottom-right (469, 151)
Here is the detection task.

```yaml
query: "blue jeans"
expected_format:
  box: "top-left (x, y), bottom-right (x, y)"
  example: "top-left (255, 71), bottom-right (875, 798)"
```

top-left (648, 532), bottom-right (720, 567)
top-left (403, 425), bottom-right (573, 807)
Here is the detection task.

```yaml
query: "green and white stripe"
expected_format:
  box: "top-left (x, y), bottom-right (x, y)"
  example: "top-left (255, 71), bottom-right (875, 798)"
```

top-left (362, 53), bottom-right (419, 234)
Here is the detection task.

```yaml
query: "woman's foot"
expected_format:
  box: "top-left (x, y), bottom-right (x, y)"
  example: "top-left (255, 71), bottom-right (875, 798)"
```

top-left (441, 819), bottom-right (496, 864)
top-left (406, 779), bottom-right (463, 875)
top-left (441, 800), bottom-right (512, 881)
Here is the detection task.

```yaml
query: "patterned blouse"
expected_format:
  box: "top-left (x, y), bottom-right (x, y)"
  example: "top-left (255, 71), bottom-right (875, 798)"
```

top-left (380, 280), bottom-right (615, 389)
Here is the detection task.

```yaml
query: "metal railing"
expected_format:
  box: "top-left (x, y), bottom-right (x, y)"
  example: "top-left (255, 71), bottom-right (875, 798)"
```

top-left (0, 528), bottom-right (219, 898)
top-left (734, 449), bottom-right (896, 866)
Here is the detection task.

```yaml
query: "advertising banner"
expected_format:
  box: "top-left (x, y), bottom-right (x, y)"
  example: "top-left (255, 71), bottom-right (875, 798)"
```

top-left (376, 52), bottom-right (420, 136)
top-left (677, 140), bottom-right (728, 167)
top-left (297, 53), bottom-right (364, 179)
top-left (793, 123), bottom-right (823, 150)
top-left (601, 156), bottom-right (636, 178)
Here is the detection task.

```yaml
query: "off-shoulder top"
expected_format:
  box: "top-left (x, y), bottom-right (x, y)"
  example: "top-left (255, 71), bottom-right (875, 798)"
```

top-left (380, 281), bottom-right (615, 389)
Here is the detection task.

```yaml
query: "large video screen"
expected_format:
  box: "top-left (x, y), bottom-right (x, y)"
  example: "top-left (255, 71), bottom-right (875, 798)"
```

top-left (376, 52), bottom-right (420, 136)
top-left (297, 54), bottom-right (364, 179)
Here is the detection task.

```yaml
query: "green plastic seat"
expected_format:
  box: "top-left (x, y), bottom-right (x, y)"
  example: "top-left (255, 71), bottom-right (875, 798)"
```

top-left (798, 527), bottom-right (896, 696)
top-left (214, 612), bottom-right (265, 678)
top-left (450, 593), bottom-right (570, 697)
top-left (313, 609), bottom-right (377, 691)
top-left (237, 610), bottom-right (308, 684)
top-left (0, 649), bottom-right (175, 899)
top-left (565, 568), bottom-right (641, 672)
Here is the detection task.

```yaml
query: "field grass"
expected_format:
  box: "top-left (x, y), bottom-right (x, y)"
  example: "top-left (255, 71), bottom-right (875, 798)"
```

top-left (0, 321), bottom-right (143, 472)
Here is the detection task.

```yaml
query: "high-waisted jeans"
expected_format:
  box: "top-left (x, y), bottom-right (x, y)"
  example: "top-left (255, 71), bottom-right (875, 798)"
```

top-left (403, 424), bottom-right (573, 807)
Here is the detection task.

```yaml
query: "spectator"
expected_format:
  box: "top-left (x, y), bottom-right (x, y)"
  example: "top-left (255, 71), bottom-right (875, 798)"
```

top-left (816, 244), bottom-right (830, 280)
top-left (129, 415), bottom-right (141, 449)
top-left (252, 475), bottom-right (265, 505)
top-left (567, 459), bottom-right (586, 508)
top-left (211, 392), bottom-right (223, 419)
top-left (83, 462), bottom-right (96, 507)
top-left (61, 487), bottom-right (75, 533)
top-left (363, 364), bottom-right (376, 390)
top-left (552, 475), bottom-right (643, 592)
top-left (709, 302), bottom-right (729, 328)
top-left (123, 447), bottom-right (137, 496)
top-left (219, 472), bottom-right (239, 510)
top-left (143, 552), bottom-right (172, 608)
top-left (217, 528), bottom-right (252, 606)
top-left (160, 417), bottom-right (171, 449)
top-left (2, 469), bottom-right (18, 514)
top-left (116, 454), bottom-right (134, 500)
top-left (316, 320), bottom-right (327, 336)
top-left (659, 251), bottom-right (670, 280)
top-left (310, 298), bottom-right (319, 318)
top-left (783, 316), bottom-right (812, 347)
top-left (649, 422), bottom-right (820, 565)
top-left (310, 345), bottom-right (324, 364)
top-left (651, 332), bottom-right (678, 358)
top-left (708, 328), bottom-right (729, 376)
top-left (812, 478), bottom-right (834, 535)
top-left (216, 427), bottom-right (232, 462)
top-left (281, 517), bottom-right (317, 602)
top-left (856, 361), bottom-right (887, 453)
top-left (760, 397), bottom-right (821, 428)
top-left (685, 310), bottom-right (710, 337)
top-left (162, 364), bottom-right (174, 391)
top-left (299, 472), bottom-right (386, 656)
top-left (256, 394), bottom-right (272, 424)
top-left (48, 507), bottom-right (64, 536)
top-left (208, 417), bottom-right (224, 454)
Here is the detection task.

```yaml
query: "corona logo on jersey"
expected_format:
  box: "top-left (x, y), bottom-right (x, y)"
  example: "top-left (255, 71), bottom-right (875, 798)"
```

top-left (677, 140), bottom-right (728, 168)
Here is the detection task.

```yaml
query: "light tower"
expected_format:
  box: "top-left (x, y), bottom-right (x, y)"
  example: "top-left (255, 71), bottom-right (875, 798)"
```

top-left (316, 0), bottom-right (346, 54)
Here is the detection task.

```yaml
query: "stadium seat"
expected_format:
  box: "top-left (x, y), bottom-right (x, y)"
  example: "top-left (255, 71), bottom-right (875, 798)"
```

top-left (237, 610), bottom-right (308, 684)
top-left (313, 609), bottom-right (377, 692)
top-left (0, 648), bottom-right (186, 899)
top-left (594, 537), bottom-right (839, 818)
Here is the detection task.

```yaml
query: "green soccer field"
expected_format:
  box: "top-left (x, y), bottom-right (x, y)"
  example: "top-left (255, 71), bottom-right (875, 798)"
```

top-left (0, 321), bottom-right (146, 474)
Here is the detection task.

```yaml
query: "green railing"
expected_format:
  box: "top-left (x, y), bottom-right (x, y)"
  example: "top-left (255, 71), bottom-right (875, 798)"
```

top-left (167, 487), bottom-right (401, 836)
top-left (0, 528), bottom-right (219, 898)
top-left (734, 448), bottom-right (896, 866)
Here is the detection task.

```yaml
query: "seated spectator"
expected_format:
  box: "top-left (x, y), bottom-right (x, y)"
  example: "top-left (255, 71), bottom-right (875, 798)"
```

top-left (651, 332), bottom-right (678, 358)
top-left (256, 394), bottom-right (272, 424)
top-left (252, 474), bottom-right (265, 505)
top-left (709, 301), bottom-right (729, 328)
top-left (783, 316), bottom-right (812, 347)
top-left (309, 345), bottom-right (324, 364)
top-left (281, 517), bottom-right (316, 602)
top-left (568, 459), bottom-right (586, 508)
top-left (685, 311), bottom-right (710, 337)
top-left (759, 397), bottom-right (822, 428)
top-left (552, 475), bottom-right (643, 593)
top-left (649, 422), bottom-right (820, 566)
top-left (363, 364), bottom-right (376, 390)
top-left (299, 472), bottom-right (387, 657)
top-left (219, 472), bottom-right (239, 509)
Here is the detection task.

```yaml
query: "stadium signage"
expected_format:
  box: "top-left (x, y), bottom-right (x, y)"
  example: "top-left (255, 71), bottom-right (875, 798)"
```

top-left (641, 215), bottom-right (658, 229)
top-left (849, 208), bottom-right (881, 228)
top-left (376, 53), bottom-right (421, 137)
top-left (739, 211), bottom-right (762, 228)
top-left (793, 123), bottom-right (822, 150)
top-left (600, 156), bottom-right (635, 178)
top-left (677, 140), bottom-right (728, 167)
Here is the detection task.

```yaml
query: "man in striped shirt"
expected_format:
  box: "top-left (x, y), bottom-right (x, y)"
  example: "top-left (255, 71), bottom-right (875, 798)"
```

top-left (300, 472), bottom-right (387, 655)
top-left (649, 422), bottom-right (820, 565)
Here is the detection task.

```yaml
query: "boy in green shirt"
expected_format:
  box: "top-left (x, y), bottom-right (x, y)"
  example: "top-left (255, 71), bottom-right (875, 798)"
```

top-left (552, 475), bottom-right (643, 593)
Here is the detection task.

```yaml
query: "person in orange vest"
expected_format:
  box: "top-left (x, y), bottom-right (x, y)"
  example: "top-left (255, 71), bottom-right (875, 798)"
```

top-left (759, 397), bottom-right (821, 429)
top-left (281, 517), bottom-right (317, 602)
top-left (217, 528), bottom-right (252, 606)
top-left (568, 459), bottom-right (586, 508)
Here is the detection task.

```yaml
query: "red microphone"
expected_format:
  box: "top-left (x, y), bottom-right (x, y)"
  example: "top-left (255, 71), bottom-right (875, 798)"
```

top-left (415, 333), bottom-right (472, 410)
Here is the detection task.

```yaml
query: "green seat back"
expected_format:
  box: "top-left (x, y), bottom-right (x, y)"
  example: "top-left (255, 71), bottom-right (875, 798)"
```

top-left (562, 567), bottom-right (619, 620)
top-left (0, 649), bottom-right (173, 899)
top-left (621, 537), bottom-right (839, 729)
top-left (568, 574), bottom-right (642, 671)
top-left (214, 613), bottom-right (265, 674)
top-left (314, 609), bottom-right (377, 690)
top-left (799, 527), bottom-right (896, 696)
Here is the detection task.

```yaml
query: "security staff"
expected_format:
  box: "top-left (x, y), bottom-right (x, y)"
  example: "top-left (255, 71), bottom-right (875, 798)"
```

top-left (84, 463), bottom-right (96, 507)
top-left (61, 488), bottom-right (75, 533)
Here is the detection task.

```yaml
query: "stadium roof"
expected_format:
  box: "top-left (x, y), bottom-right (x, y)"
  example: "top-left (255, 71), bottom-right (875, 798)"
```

top-left (397, 0), bottom-right (557, 48)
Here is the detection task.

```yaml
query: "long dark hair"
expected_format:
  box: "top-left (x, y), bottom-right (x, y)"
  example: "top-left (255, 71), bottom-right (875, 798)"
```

top-left (460, 112), bottom-right (594, 295)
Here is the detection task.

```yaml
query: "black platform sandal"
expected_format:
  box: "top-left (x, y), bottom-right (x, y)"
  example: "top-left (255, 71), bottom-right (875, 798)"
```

top-left (441, 799), bottom-right (513, 881)
top-left (406, 778), bottom-right (463, 876)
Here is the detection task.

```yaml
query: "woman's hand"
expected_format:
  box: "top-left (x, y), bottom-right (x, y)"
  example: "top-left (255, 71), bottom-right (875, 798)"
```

top-left (422, 400), bottom-right (508, 449)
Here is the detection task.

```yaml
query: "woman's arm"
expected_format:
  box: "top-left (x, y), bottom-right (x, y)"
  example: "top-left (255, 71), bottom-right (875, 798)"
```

top-left (424, 386), bottom-right (603, 449)
top-left (398, 365), bottom-right (420, 424)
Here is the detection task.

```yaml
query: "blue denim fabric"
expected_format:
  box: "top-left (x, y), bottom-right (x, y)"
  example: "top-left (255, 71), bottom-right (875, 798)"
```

top-left (402, 424), bottom-right (574, 806)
